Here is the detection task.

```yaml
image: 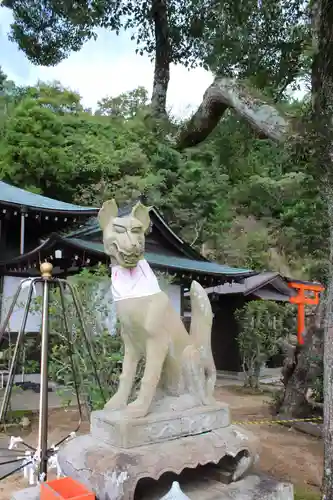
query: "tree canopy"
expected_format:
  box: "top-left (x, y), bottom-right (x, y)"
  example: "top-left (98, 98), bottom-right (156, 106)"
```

top-left (3, 0), bottom-right (311, 115)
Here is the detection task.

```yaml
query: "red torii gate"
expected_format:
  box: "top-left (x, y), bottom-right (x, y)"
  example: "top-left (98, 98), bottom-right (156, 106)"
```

top-left (288, 281), bottom-right (325, 345)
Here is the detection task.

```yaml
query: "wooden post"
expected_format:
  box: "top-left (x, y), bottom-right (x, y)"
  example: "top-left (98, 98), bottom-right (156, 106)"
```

top-left (20, 207), bottom-right (27, 255)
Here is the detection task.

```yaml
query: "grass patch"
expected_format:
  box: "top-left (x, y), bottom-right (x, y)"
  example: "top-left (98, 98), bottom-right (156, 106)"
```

top-left (3, 409), bottom-right (34, 425)
top-left (294, 486), bottom-right (321, 500)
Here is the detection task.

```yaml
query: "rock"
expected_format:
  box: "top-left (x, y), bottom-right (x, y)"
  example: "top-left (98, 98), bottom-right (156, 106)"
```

top-left (20, 416), bottom-right (31, 429)
top-left (195, 474), bottom-right (294, 499)
top-left (10, 486), bottom-right (39, 500)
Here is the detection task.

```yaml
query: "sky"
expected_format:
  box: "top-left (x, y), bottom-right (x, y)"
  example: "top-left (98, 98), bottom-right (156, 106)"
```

top-left (0, 7), bottom-right (214, 118)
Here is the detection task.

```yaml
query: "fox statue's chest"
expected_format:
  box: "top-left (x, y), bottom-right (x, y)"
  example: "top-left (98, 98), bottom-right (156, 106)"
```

top-left (111, 259), bottom-right (161, 302)
top-left (114, 291), bottom-right (170, 353)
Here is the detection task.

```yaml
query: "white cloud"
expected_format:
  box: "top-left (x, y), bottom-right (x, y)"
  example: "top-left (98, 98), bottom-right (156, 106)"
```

top-left (0, 7), bottom-right (213, 118)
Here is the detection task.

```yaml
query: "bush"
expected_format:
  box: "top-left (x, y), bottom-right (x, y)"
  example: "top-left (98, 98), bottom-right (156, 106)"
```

top-left (235, 301), bottom-right (295, 389)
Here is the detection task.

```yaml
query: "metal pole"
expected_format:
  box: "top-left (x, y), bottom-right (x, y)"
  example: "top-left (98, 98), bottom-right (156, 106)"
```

top-left (58, 281), bottom-right (82, 415)
top-left (37, 263), bottom-right (51, 480)
top-left (0, 281), bottom-right (35, 422)
top-left (0, 280), bottom-right (30, 347)
top-left (64, 280), bottom-right (106, 404)
top-left (53, 281), bottom-right (83, 447)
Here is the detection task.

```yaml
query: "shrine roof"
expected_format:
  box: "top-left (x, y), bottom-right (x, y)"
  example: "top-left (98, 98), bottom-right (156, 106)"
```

top-left (68, 237), bottom-right (253, 278)
top-left (201, 271), bottom-right (297, 301)
top-left (0, 233), bottom-right (254, 279)
top-left (0, 181), bottom-right (98, 214)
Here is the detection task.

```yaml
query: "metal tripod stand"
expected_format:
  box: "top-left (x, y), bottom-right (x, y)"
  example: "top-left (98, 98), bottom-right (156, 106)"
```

top-left (0, 262), bottom-right (106, 482)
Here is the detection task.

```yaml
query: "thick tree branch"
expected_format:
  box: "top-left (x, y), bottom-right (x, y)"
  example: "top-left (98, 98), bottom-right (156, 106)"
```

top-left (176, 78), bottom-right (290, 149)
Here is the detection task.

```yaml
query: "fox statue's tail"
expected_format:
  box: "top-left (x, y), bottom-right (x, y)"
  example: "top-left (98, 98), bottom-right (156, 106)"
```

top-left (189, 281), bottom-right (216, 400)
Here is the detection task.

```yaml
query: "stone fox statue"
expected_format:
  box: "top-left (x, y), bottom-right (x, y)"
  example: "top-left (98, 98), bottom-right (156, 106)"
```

top-left (98, 199), bottom-right (216, 418)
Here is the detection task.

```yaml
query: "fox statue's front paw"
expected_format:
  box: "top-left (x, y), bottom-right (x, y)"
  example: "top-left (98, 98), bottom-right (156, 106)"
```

top-left (104, 392), bottom-right (128, 411)
top-left (125, 399), bottom-right (150, 418)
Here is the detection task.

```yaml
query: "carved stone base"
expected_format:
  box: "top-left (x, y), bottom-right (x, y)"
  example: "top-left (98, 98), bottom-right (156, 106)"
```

top-left (10, 475), bottom-right (294, 500)
top-left (91, 401), bottom-right (230, 448)
top-left (57, 424), bottom-right (260, 500)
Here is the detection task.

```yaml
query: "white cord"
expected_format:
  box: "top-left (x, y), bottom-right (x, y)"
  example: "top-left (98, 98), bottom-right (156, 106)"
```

top-left (8, 430), bottom-right (77, 485)
top-left (8, 436), bottom-right (23, 450)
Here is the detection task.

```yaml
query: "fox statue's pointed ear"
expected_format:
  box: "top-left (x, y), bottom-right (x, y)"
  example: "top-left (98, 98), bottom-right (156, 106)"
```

top-left (131, 201), bottom-right (151, 233)
top-left (98, 199), bottom-right (118, 230)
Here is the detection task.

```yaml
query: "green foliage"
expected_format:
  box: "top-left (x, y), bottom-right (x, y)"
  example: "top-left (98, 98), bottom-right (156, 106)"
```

top-left (3, 0), bottom-right (311, 100)
top-left (0, 67), bottom-right (7, 92)
top-left (190, 116), bottom-right (328, 280)
top-left (203, 1), bottom-right (311, 96)
top-left (235, 301), bottom-right (295, 389)
top-left (96, 87), bottom-right (149, 118)
top-left (49, 331), bottom-right (123, 411)
top-left (0, 73), bottom-right (328, 283)
top-left (2, 0), bottom-right (211, 68)
top-left (0, 81), bottom-right (163, 203)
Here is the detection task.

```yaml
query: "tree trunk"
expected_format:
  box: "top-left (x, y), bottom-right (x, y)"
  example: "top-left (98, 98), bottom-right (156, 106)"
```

top-left (150, 0), bottom-right (170, 117)
top-left (277, 317), bottom-right (323, 418)
top-left (323, 195), bottom-right (333, 499)
top-left (310, 0), bottom-right (333, 495)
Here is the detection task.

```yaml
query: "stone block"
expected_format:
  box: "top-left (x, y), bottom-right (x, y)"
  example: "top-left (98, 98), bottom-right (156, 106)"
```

top-left (91, 402), bottom-right (230, 449)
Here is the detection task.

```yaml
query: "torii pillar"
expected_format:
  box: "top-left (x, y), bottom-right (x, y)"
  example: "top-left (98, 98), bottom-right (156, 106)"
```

top-left (288, 282), bottom-right (324, 345)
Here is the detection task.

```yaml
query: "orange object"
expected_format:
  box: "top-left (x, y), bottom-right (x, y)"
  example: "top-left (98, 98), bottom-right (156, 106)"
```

top-left (288, 281), bottom-right (324, 345)
top-left (40, 477), bottom-right (95, 500)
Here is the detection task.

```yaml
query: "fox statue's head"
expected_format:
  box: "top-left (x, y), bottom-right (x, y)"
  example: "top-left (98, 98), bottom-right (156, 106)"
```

top-left (98, 199), bottom-right (151, 268)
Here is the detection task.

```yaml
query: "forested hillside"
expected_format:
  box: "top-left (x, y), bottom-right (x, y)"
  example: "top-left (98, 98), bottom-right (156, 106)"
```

top-left (0, 69), bottom-right (327, 281)
top-left (0, 0), bottom-right (328, 281)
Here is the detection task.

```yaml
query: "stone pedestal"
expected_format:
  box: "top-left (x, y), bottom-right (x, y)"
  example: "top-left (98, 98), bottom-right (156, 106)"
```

top-left (91, 401), bottom-right (230, 448)
top-left (57, 399), bottom-right (261, 500)
top-left (10, 474), bottom-right (294, 500)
